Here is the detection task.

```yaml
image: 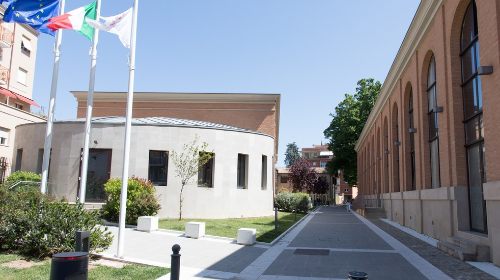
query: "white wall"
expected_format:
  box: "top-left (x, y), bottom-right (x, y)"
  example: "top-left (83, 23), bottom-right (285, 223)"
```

top-left (14, 121), bottom-right (275, 219)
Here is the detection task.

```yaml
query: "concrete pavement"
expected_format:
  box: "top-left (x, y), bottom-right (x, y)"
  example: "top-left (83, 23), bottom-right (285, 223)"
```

top-left (98, 206), bottom-right (492, 279)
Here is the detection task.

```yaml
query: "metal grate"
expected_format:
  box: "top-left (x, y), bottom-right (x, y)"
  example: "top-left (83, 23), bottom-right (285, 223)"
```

top-left (294, 249), bottom-right (330, 256)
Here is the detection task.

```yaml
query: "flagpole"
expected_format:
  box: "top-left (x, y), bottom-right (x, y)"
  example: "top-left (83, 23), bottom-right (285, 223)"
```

top-left (41, 0), bottom-right (65, 194)
top-left (117, 0), bottom-right (139, 258)
top-left (78, 0), bottom-right (101, 203)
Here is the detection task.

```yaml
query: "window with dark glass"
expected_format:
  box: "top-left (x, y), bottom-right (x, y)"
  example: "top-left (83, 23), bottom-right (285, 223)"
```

top-left (427, 55), bottom-right (440, 188)
top-left (198, 152), bottom-right (214, 188)
top-left (237, 154), bottom-right (248, 189)
top-left (148, 150), bottom-right (168, 186)
top-left (261, 155), bottom-right (267, 190)
top-left (394, 108), bottom-right (400, 192)
top-left (280, 176), bottom-right (288, 183)
top-left (15, 149), bottom-right (22, 171)
top-left (461, 0), bottom-right (486, 233)
top-left (82, 149), bottom-right (112, 201)
top-left (409, 90), bottom-right (416, 190)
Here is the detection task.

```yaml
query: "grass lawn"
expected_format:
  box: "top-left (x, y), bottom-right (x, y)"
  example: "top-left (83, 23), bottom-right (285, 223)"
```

top-left (0, 253), bottom-right (170, 280)
top-left (158, 211), bottom-right (307, 243)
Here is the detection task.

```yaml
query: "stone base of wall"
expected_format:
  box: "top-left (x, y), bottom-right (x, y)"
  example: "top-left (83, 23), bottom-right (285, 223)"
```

top-left (366, 184), bottom-right (500, 266)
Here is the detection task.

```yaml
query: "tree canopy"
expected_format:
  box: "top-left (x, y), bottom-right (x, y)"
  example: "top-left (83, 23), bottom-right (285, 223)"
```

top-left (288, 157), bottom-right (318, 192)
top-left (284, 142), bottom-right (300, 167)
top-left (323, 78), bottom-right (381, 186)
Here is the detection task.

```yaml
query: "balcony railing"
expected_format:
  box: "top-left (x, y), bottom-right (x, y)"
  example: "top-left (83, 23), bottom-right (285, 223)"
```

top-left (0, 65), bottom-right (9, 86)
top-left (0, 26), bottom-right (13, 48)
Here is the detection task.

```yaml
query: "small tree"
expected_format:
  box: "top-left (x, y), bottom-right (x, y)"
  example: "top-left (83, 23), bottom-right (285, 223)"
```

top-left (311, 176), bottom-right (329, 195)
top-left (288, 157), bottom-right (318, 192)
top-left (171, 135), bottom-right (214, 220)
top-left (284, 142), bottom-right (300, 167)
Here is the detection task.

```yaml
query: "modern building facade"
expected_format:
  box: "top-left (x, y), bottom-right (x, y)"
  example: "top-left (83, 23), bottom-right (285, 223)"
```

top-left (0, 7), bottom-right (44, 182)
top-left (355, 0), bottom-right (500, 265)
top-left (13, 117), bottom-right (275, 219)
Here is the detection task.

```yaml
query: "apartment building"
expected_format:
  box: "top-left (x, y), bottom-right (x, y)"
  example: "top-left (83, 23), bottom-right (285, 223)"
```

top-left (0, 6), bottom-right (45, 182)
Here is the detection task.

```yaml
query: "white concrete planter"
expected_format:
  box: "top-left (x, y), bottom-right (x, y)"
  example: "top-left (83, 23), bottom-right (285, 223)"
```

top-left (237, 228), bottom-right (256, 245)
top-left (137, 216), bottom-right (158, 233)
top-left (185, 222), bottom-right (205, 239)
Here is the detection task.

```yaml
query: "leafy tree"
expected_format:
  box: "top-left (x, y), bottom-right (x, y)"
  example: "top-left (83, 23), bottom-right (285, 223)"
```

top-left (311, 176), bottom-right (329, 195)
top-left (171, 135), bottom-right (214, 220)
top-left (284, 142), bottom-right (300, 167)
top-left (287, 157), bottom-right (318, 192)
top-left (324, 78), bottom-right (381, 186)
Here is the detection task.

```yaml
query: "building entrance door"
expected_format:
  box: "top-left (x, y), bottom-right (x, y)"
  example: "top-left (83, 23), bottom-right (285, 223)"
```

top-left (467, 142), bottom-right (487, 233)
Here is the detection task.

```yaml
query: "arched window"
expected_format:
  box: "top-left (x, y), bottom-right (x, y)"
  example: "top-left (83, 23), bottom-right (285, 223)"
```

top-left (427, 55), bottom-right (440, 188)
top-left (393, 106), bottom-right (400, 192)
top-left (409, 90), bottom-right (416, 190)
top-left (461, 0), bottom-right (486, 233)
top-left (384, 118), bottom-right (389, 193)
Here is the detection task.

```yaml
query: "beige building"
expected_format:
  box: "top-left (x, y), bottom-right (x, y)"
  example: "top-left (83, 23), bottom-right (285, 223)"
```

top-left (0, 6), bottom-right (45, 182)
top-left (276, 166), bottom-right (339, 205)
top-left (14, 117), bottom-right (275, 219)
top-left (356, 0), bottom-right (500, 266)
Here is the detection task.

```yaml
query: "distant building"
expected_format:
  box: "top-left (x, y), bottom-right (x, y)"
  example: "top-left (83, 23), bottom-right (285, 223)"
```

top-left (0, 7), bottom-right (44, 182)
top-left (300, 144), bottom-right (332, 167)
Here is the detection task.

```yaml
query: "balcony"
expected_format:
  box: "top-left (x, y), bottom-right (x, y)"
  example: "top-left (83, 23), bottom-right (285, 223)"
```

top-left (0, 65), bottom-right (9, 86)
top-left (0, 26), bottom-right (13, 48)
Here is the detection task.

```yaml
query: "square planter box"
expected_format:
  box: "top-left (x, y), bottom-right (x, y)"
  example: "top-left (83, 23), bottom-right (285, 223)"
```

top-left (237, 228), bottom-right (256, 245)
top-left (137, 216), bottom-right (158, 233)
top-left (185, 222), bottom-right (205, 239)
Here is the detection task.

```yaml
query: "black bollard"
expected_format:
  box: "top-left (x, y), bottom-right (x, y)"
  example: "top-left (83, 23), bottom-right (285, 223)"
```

top-left (170, 244), bottom-right (181, 280)
top-left (294, 204), bottom-right (297, 221)
top-left (76, 231), bottom-right (90, 252)
top-left (274, 207), bottom-right (278, 234)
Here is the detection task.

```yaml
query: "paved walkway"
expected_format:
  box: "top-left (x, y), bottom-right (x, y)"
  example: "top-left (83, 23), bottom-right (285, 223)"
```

top-left (99, 206), bottom-right (497, 279)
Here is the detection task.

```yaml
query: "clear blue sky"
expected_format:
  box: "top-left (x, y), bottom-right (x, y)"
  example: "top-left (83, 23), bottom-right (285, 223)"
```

top-left (30, 0), bottom-right (421, 167)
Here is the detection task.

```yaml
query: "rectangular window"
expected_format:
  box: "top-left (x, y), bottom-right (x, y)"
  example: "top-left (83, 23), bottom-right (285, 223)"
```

top-left (0, 127), bottom-right (8, 146)
top-left (237, 154), bottom-right (248, 189)
top-left (320, 162), bottom-right (327, 167)
top-left (313, 161), bottom-right (317, 166)
top-left (14, 103), bottom-right (23, 110)
top-left (148, 150), bottom-right (168, 186)
top-left (345, 188), bottom-right (349, 192)
top-left (280, 176), bottom-right (288, 183)
top-left (198, 152), bottom-right (214, 188)
top-left (21, 36), bottom-right (32, 56)
top-left (36, 149), bottom-right (44, 174)
top-left (15, 149), bottom-right (22, 171)
top-left (261, 155), bottom-right (267, 190)
top-left (17, 68), bottom-right (27, 85)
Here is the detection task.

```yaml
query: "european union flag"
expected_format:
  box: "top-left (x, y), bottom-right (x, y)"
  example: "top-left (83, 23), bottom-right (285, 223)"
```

top-left (3, 0), bottom-right (60, 36)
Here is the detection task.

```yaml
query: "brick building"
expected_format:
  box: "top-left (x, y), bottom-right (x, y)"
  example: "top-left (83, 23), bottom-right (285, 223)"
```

top-left (300, 144), bottom-right (332, 168)
top-left (355, 0), bottom-right (500, 266)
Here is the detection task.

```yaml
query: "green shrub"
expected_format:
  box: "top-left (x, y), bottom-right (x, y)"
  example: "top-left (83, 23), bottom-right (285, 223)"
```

top-left (3, 171), bottom-right (41, 191)
top-left (0, 184), bottom-right (113, 258)
top-left (293, 192), bottom-right (310, 213)
top-left (274, 191), bottom-right (310, 214)
top-left (100, 176), bottom-right (161, 225)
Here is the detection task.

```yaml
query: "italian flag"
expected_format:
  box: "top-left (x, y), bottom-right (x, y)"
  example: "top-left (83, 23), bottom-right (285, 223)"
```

top-left (46, 1), bottom-right (97, 40)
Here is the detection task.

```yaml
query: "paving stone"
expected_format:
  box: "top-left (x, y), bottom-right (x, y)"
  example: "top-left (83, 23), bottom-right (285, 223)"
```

top-left (369, 218), bottom-right (497, 280)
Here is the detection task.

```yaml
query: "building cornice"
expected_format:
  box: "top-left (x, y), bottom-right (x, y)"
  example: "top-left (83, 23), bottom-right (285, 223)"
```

top-left (355, 0), bottom-right (445, 152)
top-left (71, 91), bottom-right (280, 104)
